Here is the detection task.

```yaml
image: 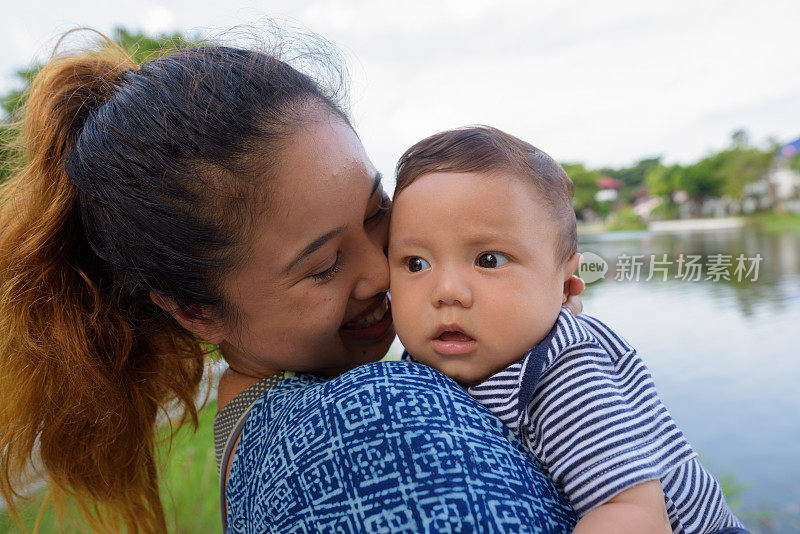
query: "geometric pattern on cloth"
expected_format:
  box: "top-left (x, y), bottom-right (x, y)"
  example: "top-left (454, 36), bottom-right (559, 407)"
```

top-left (225, 361), bottom-right (579, 533)
top-left (213, 371), bottom-right (287, 479)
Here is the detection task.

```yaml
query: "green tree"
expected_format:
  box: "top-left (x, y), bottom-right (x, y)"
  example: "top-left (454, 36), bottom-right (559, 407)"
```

top-left (716, 146), bottom-right (772, 200)
top-left (706, 130), bottom-right (772, 201)
top-left (561, 162), bottom-right (601, 217)
top-left (645, 163), bottom-right (685, 218)
top-left (600, 157), bottom-right (661, 204)
top-left (731, 128), bottom-right (749, 149)
top-left (789, 152), bottom-right (800, 174)
top-left (679, 154), bottom-right (726, 216)
top-left (600, 157), bottom-right (661, 189)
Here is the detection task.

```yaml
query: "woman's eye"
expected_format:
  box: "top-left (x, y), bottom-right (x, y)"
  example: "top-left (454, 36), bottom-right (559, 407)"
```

top-left (310, 253), bottom-right (342, 282)
top-left (365, 192), bottom-right (391, 224)
top-left (407, 257), bottom-right (431, 273)
top-left (476, 252), bottom-right (509, 269)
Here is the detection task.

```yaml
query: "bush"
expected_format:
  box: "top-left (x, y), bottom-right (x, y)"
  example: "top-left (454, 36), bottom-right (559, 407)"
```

top-left (605, 207), bottom-right (648, 231)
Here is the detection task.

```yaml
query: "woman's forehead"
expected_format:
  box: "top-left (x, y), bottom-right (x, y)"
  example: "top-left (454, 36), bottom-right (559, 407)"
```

top-left (270, 118), bottom-right (374, 214)
top-left (235, 117), bottom-right (378, 276)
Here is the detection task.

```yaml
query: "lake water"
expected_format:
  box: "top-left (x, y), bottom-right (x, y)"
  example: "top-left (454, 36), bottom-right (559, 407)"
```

top-left (576, 223), bottom-right (800, 532)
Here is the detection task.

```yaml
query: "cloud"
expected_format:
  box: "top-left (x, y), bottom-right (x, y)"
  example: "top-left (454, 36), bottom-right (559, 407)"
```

top-left (140, 5), bottom-right (176, 34)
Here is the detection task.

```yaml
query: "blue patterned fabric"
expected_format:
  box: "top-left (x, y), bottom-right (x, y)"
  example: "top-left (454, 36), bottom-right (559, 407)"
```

top-left (226, 361), bottom-right (579, 533)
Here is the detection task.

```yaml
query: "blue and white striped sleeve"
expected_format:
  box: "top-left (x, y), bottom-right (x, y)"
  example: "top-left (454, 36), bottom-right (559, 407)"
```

top-left (521, 313), bottom-right (696, 516)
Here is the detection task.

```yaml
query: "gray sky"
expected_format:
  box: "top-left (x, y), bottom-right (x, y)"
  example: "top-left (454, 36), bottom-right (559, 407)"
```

top-left (3, 0), bottom-right (799, 183)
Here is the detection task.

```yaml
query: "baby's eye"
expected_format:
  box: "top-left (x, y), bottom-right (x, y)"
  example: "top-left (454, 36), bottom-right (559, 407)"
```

top-left (476, 252), bottom-right (509, 269)
top-left (407, 257), bottom-right (431, 273)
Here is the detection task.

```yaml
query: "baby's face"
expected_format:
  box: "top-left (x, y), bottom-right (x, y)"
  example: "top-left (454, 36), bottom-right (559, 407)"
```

top-left (389, 171), bottom-right (576, 387)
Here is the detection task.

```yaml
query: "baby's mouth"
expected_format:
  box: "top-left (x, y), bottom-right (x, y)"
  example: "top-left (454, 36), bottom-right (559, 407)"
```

top-left (431, 325), bottom-right (476, 355)
top-left (436, 331), bottom-right (474, 342)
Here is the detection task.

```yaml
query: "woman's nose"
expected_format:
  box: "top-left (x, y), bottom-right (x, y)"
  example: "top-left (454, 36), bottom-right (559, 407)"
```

top-left (351, 228), bottom-right (390, 301)
top-left (431, 269), bottom-right (473, 308)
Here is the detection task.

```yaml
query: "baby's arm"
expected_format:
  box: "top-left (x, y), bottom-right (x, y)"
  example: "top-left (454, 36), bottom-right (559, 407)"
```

top-left (572, 479), bottom-right (671, 534)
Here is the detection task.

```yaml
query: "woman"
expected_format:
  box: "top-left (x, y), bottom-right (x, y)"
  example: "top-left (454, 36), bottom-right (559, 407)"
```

top-left (0, 35), bottom-right (584, 533)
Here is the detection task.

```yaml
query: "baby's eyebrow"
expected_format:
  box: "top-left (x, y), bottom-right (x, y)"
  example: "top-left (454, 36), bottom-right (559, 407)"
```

top-left (389, 235), bottom-right (426, 249)
top-left (462, 231), bottom-right (524, 246)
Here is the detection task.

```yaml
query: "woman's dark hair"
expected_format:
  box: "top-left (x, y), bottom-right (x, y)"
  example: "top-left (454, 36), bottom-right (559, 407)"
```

top-left (0, 30), bottom-right (348, 533)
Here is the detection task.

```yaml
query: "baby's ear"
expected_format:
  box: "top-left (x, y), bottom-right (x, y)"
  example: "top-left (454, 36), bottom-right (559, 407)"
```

top-left (561, 253), bottom-right (582, 303)
top-left (563, 252), bottom-right (582, 280)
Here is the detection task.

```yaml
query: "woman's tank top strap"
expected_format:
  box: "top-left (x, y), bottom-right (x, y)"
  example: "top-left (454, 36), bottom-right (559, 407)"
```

top-left (213, 371), bottom-right (290, 479)
top-left (215, 371), bottom-right (293, 533)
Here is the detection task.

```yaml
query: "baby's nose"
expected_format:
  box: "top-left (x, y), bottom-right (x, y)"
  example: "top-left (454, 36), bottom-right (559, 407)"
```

top-left (431, 272), bottom-right (473, 308)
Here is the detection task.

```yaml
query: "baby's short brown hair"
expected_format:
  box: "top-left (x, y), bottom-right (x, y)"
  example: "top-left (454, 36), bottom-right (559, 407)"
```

top-left (394, 125), bottom-right (577, 265)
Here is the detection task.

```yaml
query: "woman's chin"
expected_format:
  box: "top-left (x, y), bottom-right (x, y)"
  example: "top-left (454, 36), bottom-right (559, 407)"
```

top-left (339, 323), bottom-right (397, 370)
top-left (315, 346), bottom-right (392, 378)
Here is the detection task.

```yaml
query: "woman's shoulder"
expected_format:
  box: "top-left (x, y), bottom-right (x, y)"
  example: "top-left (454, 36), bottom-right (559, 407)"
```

top-left (228, 360), bottom-right (473, 482)
top-left (232, 361), bottom-right (474, 461)
top-left (247, 361), bottom-right (462, 416)
top-left (217, 368), bottom-right (264, 411)
top-left (219, 360), bottom-right (443, 409)
top-left (268, 361), bottom-right (459, 396)
top-left (225, 360), bottom-right (579, 532)
top-left (322, 360), bottom-right (461, 390)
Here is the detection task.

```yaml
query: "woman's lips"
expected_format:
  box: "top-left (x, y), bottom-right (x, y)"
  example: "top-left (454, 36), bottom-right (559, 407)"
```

top-left (340, 295), bottom-right (393, 342)
top-left (431, 326), bottom-right (476, 355)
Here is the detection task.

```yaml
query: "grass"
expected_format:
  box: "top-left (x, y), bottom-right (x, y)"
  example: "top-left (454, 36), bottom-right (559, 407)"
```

top-left (745, 210), bottom-right (800, 233)
top-left (605, 207), bottom-right (648, 232)
top-left (576, 221), bottom-right (606, 235)
top-left (579, 209), bottom-right (800, 236)
top-left (0, 401), bottom-right (221, 533)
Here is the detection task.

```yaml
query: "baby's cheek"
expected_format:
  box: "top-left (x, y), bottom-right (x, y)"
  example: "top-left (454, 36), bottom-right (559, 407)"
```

top-left (485, 290), bottom-right (540, 353)
top-left (389, 289), bottom-right (410, 339)
top-left (390, 285), bottom-right (423, 347)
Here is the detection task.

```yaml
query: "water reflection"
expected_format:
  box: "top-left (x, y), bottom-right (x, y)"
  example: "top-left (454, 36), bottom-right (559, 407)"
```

top-left (578, 223), bottom-right (800, 533)
top-left (580, 225), bottom-right (800, 317)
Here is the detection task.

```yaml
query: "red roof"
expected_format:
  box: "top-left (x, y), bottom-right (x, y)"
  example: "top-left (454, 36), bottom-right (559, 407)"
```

top-left (598, 176), bottom-right (623, 190)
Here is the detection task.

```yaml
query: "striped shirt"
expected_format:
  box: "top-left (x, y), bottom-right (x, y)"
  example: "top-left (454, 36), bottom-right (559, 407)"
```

top-left (404, 308), bottom-right (746, 533)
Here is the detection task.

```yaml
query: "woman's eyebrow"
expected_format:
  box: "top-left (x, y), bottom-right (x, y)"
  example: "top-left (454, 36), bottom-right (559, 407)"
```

top-left (283, 225), bottom-right (347, 275)
top-left (283, 172), bottom-right (381, 276)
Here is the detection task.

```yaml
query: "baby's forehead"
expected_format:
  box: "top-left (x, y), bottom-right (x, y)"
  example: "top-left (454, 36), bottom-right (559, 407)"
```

top-left (390, 171), bottom-right (561, 246)
top-left (393, 169), bottom-right (551, 212)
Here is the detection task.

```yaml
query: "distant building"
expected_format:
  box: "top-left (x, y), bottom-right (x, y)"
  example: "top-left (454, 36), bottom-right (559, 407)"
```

top-left (772, 137), bottom-right (800, 206)
top-left (745, 136), bottom-right (800, 213)
top-left (595, 175), bottom-right (623, 203)
top-left (631, 186), bottom-right (661, 219)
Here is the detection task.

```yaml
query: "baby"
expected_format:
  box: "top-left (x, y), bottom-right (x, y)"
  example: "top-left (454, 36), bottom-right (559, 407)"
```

top-left (388, 126), bottom-right (747, 534)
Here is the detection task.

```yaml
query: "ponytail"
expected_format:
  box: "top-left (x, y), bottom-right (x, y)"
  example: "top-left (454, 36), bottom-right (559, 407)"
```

top-left (0, 35), bottom-right (206, 533)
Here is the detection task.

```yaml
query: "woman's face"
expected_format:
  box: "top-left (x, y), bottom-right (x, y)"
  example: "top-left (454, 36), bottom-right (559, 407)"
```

top-left (217, 112), bottom-right (394, 377)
